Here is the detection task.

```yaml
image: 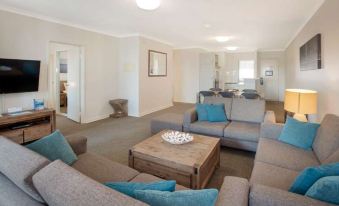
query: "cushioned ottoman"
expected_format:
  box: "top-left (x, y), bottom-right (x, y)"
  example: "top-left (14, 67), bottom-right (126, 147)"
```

top-left (150, 113), bottom-right (183, 134)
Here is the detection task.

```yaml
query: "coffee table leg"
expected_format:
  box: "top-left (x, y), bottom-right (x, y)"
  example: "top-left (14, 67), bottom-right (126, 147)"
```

top-left (128, 149), bottom-right (134, 168)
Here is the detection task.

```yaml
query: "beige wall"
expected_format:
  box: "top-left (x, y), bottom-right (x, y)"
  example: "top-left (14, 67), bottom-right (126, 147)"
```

top-left (117, 36), bottom-right (140, 117)
top-left (173, 49), bottom-right (205, 103)
top-left (285, 0), bottom-right (339, 121)
top-left (139, 37), bottom-right (174, 116)
top-left (0, 10), bottom-right (119, 122)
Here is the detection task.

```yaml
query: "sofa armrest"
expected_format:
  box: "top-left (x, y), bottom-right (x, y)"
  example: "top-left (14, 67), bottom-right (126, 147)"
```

top-left (216, 176), bottom-right (249, 206)
top-left (264, 111), bottom-right (276, 123)
top-left (250, 184), bottom-right (334, 206)
top-left (260, 123), bottom-right (284, 140)
top-left (66, 135), bottom-right (87, 156)
top-left (183, 107), bottom-right (197, 132)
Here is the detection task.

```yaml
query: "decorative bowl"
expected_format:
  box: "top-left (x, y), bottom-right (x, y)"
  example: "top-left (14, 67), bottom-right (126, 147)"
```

top-left (161, 131), bottom-right (194, 145)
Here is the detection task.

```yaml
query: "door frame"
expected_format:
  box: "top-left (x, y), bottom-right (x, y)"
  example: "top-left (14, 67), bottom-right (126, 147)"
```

top-left (260, 58), bottom-right (280, 101)
top-left (48, 41), bottom-right (85, 123)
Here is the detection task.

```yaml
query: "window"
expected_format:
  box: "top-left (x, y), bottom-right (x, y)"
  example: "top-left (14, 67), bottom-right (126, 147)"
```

top-left (239, 60), bottom-right (255, 82)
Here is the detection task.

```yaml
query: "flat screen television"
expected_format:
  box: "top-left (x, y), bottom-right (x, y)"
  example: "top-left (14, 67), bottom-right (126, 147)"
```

top-left (0, 58), bottom-right (40, 94)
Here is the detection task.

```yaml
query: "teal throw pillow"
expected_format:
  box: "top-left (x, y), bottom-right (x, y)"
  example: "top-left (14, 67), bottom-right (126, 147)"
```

top-left (26, 130), bottom-right (77, 165)
top-left (305, 176), bottom-right (339, 205)
top-left (206, 104), bottom-right (227, 122)
top-left (104, 181), bottom-right (176, 198)
top-left (289, 162), bottom-right (339, 195)
top-left (196, 104), bottom-right (208, 121)
top-left (134, 189), bottom-right (218, 206)
top-left (278, 116), bottom-right (320, 150)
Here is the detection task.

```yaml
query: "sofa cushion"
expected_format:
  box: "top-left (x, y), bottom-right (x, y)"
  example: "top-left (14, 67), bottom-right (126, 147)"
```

top-left (289, 162), bottom-right (339, 195)
top-left (203, 96), bottom-right (233, 118)
top-left (189, 121), bottom-right (228, 137)
top-left (196, 104), bottom-right (209, 121)
top-left (250, 161), bottom-right (299, 190)
top-left (224, 121), bottom-right (261, 142)
top-left (230, 98), bottom-right (265, 123)
top-left (26, 130), bottom-right (78, 165)
top-left (134, 189), bottom-right (218, 206)
top-left (278, 117), bottom-right (320, 150)
top-left (256, 138), bottom-right (319, 171)
top-left (72, 152), bottom-right (139, 183)
top-left (0, 173), bottom-right (44, 206)
top-left (0, 137), bottom-right (50, 203)
top-left (105, 180), bottom-right (176, 198)
top-left (206, 104), bottom-right (228, 122)
top-left (33, 160), bottom-right (147, 206)
top-left (130, 173), bottom-right (188, 191)
top-left (305, 176), bottom-right (339, 205)
top-left (312, 114), bottom-right (339, 163)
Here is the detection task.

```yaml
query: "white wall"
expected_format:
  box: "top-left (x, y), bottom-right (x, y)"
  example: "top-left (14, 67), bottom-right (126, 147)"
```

top-left (0, 10), bottom-right (119, 123)
top-left (258, 51), bottom-right (286, 101)
top-left (285, 0), bottom-right (339, 121)
top-left (117, 37), bottom-right (140, 117)
top-left (139, 37), bottom-right (174, 116)
top-left (173, 49), bottom-right (205, 103)
top-left (221, 51), bottom-right (258, 86)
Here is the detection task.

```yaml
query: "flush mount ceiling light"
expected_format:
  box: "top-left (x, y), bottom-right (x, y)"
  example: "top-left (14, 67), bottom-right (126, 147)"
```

top-left (225, 46), bottom-right (238, 51)
top-left (136, 0), bottom-right (161, 10)
top-left (215, 36), bottom-right (230, 42)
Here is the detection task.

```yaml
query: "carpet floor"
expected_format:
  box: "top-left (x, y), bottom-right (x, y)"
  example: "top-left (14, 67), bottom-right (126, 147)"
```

top-left (57, 101), bottom-right (283, 189)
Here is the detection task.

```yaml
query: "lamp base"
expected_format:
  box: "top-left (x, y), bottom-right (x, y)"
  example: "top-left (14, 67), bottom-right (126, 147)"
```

top-left (293, 113), bottom-right (307, 122)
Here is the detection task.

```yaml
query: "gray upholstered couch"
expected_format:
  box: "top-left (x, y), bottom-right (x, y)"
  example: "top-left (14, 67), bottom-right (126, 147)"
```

top-left (0, 135), bottom-right (232, 206)
top-left (217, 114), bottom-right (339, 206)
top-left (184, 97), bottom-right (275, 152)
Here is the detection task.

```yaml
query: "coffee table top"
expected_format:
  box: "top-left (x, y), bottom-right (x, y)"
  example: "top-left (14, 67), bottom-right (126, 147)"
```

top-left (130, 130), bottom-right (220, 172)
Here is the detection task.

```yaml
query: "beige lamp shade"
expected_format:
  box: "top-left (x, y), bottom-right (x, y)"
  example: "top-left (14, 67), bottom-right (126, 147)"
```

top-left (284, 89), bottom-right (318, 114)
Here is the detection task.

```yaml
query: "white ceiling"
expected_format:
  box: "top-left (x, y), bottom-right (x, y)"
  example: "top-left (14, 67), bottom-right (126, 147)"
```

top-left (0, 0), bottom-right (324, 51)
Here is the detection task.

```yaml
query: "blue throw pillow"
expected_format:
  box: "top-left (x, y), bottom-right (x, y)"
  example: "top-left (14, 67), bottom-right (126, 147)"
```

top-left (196, 104), bottom-right (208, 121)
top-left (289, 162), bottom-right (339, 195)
top-left (305, 176), bottom-right (339, 205)
top-left (278, 116), bottom-right (320, 150)
top-left (134, 189), bottom-right (218, 206)
top-left (104, 181), bottom-right (176, 198)
top-left (206, 104), bottom-right (227, 122)
top-left (26, 130), bottom-right (77, 165)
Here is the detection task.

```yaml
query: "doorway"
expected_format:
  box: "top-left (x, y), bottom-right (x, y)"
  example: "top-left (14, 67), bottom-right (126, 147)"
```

top-left (260, 59), bottom-right (279, 101)
top-left (48, 42), bottom-right (84, 123)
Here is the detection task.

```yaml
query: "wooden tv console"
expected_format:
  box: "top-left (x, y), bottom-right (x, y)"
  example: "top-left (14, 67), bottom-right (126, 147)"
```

top-left (0, 109), bottom-right (56, 144)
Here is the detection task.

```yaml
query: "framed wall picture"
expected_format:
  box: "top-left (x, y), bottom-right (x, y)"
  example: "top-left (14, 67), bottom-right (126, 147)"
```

top-left (300, 33), bottom-right (322, 71)
top-left (265, 70), bottom-right (273, 76)
top-left (148, 50), bottom-right (167, 77)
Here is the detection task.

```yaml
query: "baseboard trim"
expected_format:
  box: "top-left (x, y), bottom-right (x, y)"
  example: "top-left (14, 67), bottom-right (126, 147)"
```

top-left (138, 104), bottom-right (173, 117)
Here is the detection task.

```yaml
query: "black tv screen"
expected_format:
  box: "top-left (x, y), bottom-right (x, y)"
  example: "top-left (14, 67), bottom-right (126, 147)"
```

top-left (0, 58), bottom-right (40, 94)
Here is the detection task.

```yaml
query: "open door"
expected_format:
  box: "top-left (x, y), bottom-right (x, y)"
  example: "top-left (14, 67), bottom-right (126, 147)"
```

top-left (261, 59), bottom-right (279, 101)
top-left (66, 46), bottom-right (81, 122)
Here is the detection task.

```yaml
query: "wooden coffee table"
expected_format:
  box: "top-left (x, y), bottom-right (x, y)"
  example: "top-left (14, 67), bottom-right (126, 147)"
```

top-left (129, 130), bottom-right (220, 189)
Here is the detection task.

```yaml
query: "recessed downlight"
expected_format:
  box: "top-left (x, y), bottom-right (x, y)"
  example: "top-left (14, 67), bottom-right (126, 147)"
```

top-left (225, 46), bottom-right (238, 51)
top-left (215, 36), bottom-right (230, 42)
top-left (136, 0), bottom-right (160, 10)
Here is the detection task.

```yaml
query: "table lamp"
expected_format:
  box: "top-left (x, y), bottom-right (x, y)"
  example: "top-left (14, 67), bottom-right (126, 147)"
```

top-left (284, 89), bottom-right (317, 122)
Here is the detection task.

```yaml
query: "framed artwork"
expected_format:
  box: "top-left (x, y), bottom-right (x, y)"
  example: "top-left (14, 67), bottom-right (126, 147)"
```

top-left (148, 50), bottom-right (167, 77)
top-left (265, 70), bottom-right (273, 76)
top-left (300, 34), bottom-right (322, 71)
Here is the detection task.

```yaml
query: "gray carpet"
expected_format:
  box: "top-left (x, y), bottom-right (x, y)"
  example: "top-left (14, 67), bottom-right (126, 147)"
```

top-left (57, 102), bottom-right (282, 189)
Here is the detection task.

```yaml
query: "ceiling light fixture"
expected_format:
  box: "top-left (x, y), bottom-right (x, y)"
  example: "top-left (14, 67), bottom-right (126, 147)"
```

top-left (136, 0), bottom-right (161, 10)
top-left (215, 36), bottom-right (230, 42)
top-left (204, 24), bottom-right (211, 28)
top-left (225, 46), bottom-right (238, 51)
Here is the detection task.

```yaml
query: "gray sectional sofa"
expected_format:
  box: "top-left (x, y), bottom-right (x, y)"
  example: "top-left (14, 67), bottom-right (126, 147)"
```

top-left (0, 135), bottom-right (232, 206)
top-left (218, 114), bottom-right (339, 206)
top-left (184, 97), bottom-right (275, 152)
